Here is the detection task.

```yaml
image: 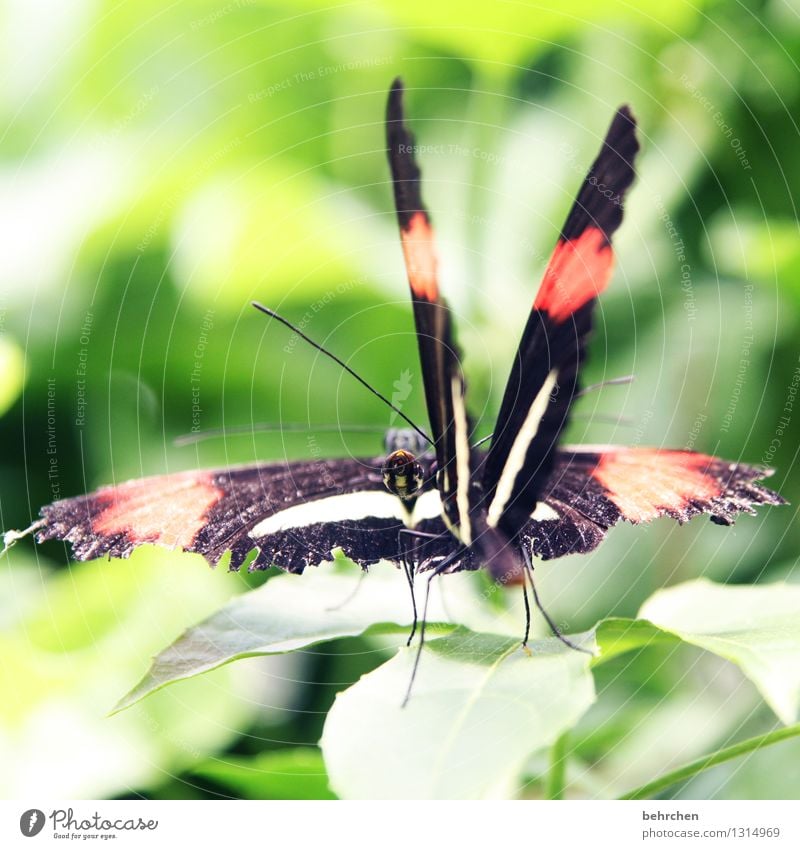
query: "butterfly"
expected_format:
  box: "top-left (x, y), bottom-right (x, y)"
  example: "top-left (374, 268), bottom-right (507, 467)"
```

top-left (8, 80), bottom-right (784, 618)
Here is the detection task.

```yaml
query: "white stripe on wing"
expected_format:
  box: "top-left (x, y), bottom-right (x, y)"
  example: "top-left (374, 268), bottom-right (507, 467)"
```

top-left (451, 376), bottom-right (473, 545)
top-left (531, 501), bottom-right (560, 522)
top-left (487, 368), bottom-right (559, 528)
top-left (249, 487), bottom-right (446, 537)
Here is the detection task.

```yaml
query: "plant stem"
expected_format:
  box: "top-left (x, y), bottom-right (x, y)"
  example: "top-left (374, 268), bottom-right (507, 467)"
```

top-left (546, 732), bottom-right (569, 800)
top-left (619, 722), bottom-right (800, 800)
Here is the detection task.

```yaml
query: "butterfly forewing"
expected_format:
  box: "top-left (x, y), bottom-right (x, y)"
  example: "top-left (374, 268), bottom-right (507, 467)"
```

top-left (483, 106), bottom-right (640, 537)
top-left (34, 457), bottom-right (445, 573)
top-left (386, 79), bottom-right (473, 538)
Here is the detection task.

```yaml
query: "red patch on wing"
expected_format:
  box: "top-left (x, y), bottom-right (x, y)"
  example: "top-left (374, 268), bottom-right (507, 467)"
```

top-left (400, 210), bottom-right (439, 302)
top-left (593, 450), bottom-right (722, 523)
top-left (533, 227), bottom-right (614, 323)
top-left (92, 471), bottom-right (223, 549)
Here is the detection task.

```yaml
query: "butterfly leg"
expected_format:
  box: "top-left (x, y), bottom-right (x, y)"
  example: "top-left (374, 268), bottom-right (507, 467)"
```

top-left (402, 546), bottom-right (466, 708)
top-left (398, 529), bottom-right (418, 644)
top-left (521, 580), bottom-right (532, 653)
top-left (521, 547), bottom-right (592, 655)
top-left (397, 528), bottom-right (443, 646)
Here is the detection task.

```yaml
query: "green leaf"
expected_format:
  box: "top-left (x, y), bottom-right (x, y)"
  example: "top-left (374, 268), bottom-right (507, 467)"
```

top-left (193, 748), bottom-right (336, 800)
top-left (114, 564), bottom-right (455, 712)
top-left (593, 617), bottom-right (681, 664)
top-left (0, 547), bottom-right (261, 798)
top-left (116, 572), bottom-right (800, 799)
top-left (592, 582), bottom-right (800, 726)
top-left (637, 579), bottom-right (800, 725)
top-left (320, 627), bottom-right (596, 799)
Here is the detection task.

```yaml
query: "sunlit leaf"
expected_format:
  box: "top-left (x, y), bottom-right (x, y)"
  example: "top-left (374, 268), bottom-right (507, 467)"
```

top-left (637, 579), bottom-right (800, 726)
top-left (320, 627), bottom-right (596, 799)
top-left (589, 581), bottom-right (800, 727)
top-left (592, 617), bottom-right (680, 663)
top-left (114, 563), bottom-right (459, 712)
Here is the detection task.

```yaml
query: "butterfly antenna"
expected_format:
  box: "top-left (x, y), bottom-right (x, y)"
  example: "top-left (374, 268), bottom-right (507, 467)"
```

top-left (571, 412), bottom-right (635, 427)
top-left (253, 302), bottom-right (433, 447)
top-left (577, 374), bottom-right (635, 397)
top-left (175, 422), bottom-right (387, 447)
top-left (472, 375), bottom-right (636, 448)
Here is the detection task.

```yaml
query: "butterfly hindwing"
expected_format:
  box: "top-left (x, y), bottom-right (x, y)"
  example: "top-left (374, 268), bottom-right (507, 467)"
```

top-left (34, 457), bottom-right (447, 573)
top-left (483, 107), bottom-right (639, 538)
top-left (514, 448), bottom-right (786, 560)
top-left (418, 448), bottom-right (783, 569)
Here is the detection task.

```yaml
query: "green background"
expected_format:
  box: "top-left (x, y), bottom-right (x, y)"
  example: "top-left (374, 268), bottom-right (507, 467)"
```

top-left (1, 0), bottom-right (799, 799)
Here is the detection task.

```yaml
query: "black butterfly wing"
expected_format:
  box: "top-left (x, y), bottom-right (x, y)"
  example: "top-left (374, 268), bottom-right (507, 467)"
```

top-left (24, 447), bottom-right (784, 577)
top-left (482, 107), bottom-right (640, 537)
top-left (32, 457), bottom-right (446, 573)
top-left (386, 78), bottom-right (473, 539)
top-left (516, 448), bottom-right (786, 560)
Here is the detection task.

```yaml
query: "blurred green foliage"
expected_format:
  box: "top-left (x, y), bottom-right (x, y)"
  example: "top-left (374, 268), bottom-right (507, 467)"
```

top-left (1, 0), bottom-right (799, 799)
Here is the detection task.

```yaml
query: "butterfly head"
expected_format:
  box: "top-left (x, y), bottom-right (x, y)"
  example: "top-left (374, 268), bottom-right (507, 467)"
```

top-left (382, 449), bottom-right (424, 501)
